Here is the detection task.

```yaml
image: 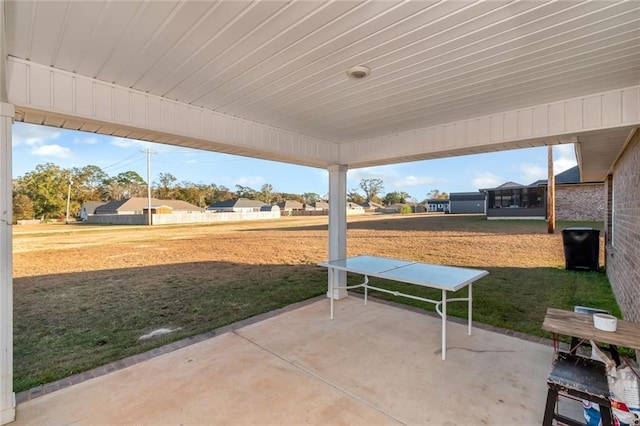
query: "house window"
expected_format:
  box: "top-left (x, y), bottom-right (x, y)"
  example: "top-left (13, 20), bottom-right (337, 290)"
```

top-left (489, 188), bottom-right (544, 208)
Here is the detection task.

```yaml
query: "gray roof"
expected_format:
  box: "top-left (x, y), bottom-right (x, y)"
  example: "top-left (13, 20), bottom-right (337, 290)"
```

top-left (481, 181), bottom-right (539, 192)
top-left (450, 192), bottom-right (486, 201)
top-left (209, 198), bottom-right (268, 209)
top-left (81, 201), bottom-right (105, 214)
top-left (95, 197), bottom-right (204, 213)
top-left (497, 181), bottom-right (524, 189)
top-left (556, 166), bottom-right (581, 183)
top-left (534, 166), bottom-right (582, 186)
top-left (277, 200), bottom-right (304, 210)
top-left (483, 166), bottom-right (584, 192)
top-left (360, 201), bottom-right (384, 209)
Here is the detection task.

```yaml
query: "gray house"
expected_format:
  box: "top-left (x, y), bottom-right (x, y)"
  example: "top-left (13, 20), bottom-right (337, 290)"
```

top-left (449, 192), bottom-right (486, 214)
top-left (481, 182), bottom-right (546, 220)
top-left (481, 166), bottom-right (604, 221)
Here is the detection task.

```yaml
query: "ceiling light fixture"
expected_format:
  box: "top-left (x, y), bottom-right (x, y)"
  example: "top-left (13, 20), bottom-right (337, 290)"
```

top-left (346, 65), bottom-right (370, 79)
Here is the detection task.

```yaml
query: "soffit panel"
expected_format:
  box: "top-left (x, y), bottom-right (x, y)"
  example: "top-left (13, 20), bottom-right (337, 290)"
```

top-left (577, 128), bottom-right (637, 182)
top-left (5, 0), bottom-right (640, 144)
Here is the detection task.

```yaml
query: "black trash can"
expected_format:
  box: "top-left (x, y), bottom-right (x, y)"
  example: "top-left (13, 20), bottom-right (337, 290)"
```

top-left (561, 227), bottom-right (600, 271)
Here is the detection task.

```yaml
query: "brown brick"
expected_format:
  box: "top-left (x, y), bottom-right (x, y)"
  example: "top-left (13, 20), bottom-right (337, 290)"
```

top-left (606, 130), bottom-right (640, 322)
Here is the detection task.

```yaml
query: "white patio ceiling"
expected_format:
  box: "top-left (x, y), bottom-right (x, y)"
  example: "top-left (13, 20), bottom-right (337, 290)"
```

top-left (4, 0), bottom-right (640, 181)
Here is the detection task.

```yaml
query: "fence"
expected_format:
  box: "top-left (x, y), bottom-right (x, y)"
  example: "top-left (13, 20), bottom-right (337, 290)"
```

top-left (86, 211), bottom-right (281, 225)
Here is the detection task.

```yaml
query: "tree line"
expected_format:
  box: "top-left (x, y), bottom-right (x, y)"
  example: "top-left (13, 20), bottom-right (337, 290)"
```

top-left (12, 163), bottom-right (323, 221)
top-left (12, 163), bottom-right (449, 221)
top-left (347, 178), bottom-right (448, 205)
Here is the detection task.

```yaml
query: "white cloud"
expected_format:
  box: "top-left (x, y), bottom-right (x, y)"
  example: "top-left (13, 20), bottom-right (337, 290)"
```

top-left (235, 176), bottom-right (265, 187)
top-left (108, 137), bottom-right (177, 155)
top-left (348, 166), bottom-right (392, 182)
top-left (12, 123), bottom-right (62, 147)
top-left (31, 144), bottom-right (73, 159)
top-left (349, 166), bottom-right (441, 193)
top-left (518, 163), bottom-right (546, 183)
top-left (393, 175), bottom-right (441, 188)
top-left (553, 144), bottom-right (577, 173)
top-left (109, 137), bottom-right (135, 148)
top-left (471, 171), bottom-right (503, 189)
top-left (74, 136), bottom-right (99, 145)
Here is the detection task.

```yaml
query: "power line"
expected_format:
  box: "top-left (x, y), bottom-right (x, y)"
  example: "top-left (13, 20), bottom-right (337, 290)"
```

top-left (100, 152), bottom-right (141, 172)
top-left (102, 157), bottom-right (146, 175)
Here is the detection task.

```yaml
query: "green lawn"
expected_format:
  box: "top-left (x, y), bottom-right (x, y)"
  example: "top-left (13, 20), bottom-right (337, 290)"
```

top-left (354, 266), bottom-right (618, 337)
top-left (13, 266), bottom-right (327, 392)
top-left (13, 216), bottom-right (620, 393)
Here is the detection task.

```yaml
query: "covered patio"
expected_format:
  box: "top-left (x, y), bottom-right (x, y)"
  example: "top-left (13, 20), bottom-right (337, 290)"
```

top-left (1, 1), bottom-right (640, 423)
top-left (13, 297), bottom-right (570, 425)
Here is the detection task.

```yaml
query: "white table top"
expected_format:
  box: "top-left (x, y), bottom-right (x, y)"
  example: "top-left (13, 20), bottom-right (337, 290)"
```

top-left (318, 255), bottom-right (489, 291)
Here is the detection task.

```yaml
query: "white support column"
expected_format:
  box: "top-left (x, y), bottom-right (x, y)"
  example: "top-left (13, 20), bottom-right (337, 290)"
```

top-left (0, 102), bottom-right (15, 424)
top-left (327, 165), bottom-right (348, 300)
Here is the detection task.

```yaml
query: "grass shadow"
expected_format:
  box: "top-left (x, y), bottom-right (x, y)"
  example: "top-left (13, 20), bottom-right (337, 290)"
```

top-left (14, 261), bottom-right (326, 392)
top-left (14, 261), bottom-right (617, 393)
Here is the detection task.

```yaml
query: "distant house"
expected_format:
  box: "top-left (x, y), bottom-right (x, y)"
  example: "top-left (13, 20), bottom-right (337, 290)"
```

top-left (94, 197), bottom-right (204, 215)
top-left (79, 201), bottom-right (106, 220)
top-left (359, 201), bottom-right (384, 212)
top-left (425, 199), bottom-right (450, 213)
top-left (208, 198), bottom-right (268, 212)
top-left (277, 200), bottom-right (305, 213)
top-left (481, 165), bottom-right (602, 221)
top-left (314, 201), bottom-right (329, 211)
top-left (260, 205), bottom-right (280, 213)
top-left (347, 202), bottom-right (365, 213)
top-left (449, 192), bottom-right (486, 214)
top-left (481, 181), bottom-right (546, 219)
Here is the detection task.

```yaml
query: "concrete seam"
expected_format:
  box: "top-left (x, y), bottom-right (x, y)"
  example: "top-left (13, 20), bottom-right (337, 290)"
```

top-left (232, 330), bottom-right (408, 426)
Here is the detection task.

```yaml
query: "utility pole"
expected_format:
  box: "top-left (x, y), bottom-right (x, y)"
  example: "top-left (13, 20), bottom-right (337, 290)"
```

top-left (547, 145), bottom-right (556, 234)
top-left (141, 149), bottom-right (157, 226)
top-left (65, 173), bottom-right (72, 224)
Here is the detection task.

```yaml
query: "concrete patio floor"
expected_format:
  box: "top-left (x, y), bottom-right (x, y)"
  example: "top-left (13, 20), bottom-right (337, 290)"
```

top-left (13, 297), bottom-right (578, 425)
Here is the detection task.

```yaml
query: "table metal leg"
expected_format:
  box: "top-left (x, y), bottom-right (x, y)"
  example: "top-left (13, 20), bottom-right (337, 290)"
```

top-left (330, 268), bottom-right (334, 320)
top-left (468, 283), bottom-right (473, 336)
top-left (442, 289), bottom-right (447, 361)
top-left (364, 277), bottom-right (368, 306)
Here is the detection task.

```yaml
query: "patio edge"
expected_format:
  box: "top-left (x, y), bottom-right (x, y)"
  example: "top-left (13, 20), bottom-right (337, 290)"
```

top-left (16, 294), bottom-right (562, 403)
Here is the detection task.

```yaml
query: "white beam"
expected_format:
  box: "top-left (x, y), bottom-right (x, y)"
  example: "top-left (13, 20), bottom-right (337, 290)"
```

top-left (0, 102), bottom-right (15, 425)
top-left (327, 165), bottom-right (347, 300)
top-left (341, 85), bottom-right (640, 168)
top-left (6, 57), bottom-right (338, 168)
top-left (1, 3), bottom-right (15, 421)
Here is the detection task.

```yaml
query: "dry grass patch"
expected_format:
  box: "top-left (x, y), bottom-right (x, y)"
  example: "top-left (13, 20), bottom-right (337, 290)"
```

top-left (13, 214), bottom-right (616, 392)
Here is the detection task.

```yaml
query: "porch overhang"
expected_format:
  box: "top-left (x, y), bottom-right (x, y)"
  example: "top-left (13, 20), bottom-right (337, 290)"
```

top-left (8, 57), bottom-right (640, 181)
top-left (2, 1), bottom-right (640, 423)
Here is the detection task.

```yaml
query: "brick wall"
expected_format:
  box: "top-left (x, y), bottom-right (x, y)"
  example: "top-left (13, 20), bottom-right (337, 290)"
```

top-left (555, 184), bottom-right (605, 221)
top-left (606, 129), bottom-right (640, 322)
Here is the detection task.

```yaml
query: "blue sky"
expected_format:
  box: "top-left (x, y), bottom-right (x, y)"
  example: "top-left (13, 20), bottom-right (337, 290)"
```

top-left (12, 122), bottom-right (577, 201)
